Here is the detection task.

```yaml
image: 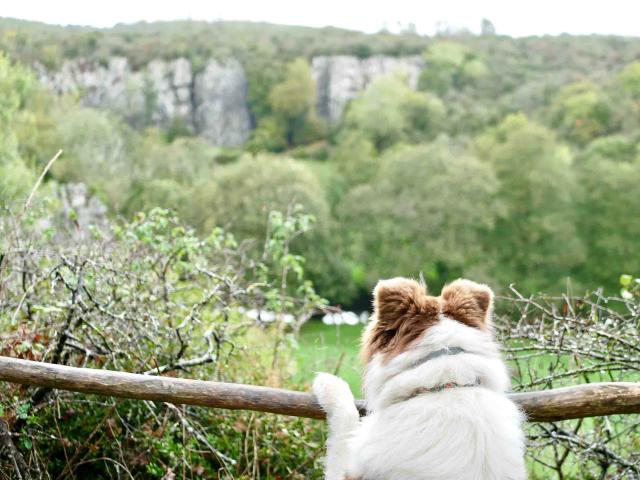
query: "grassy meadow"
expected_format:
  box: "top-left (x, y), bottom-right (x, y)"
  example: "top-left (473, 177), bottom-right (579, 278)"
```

top-left (296, 321), bottom-right (365, 394)
top-left (296, 321), bottom-right (640, 395)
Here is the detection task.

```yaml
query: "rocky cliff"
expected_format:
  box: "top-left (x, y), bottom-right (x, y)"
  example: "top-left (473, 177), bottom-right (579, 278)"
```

top-left (37, 55), bottom-right (424, 145)
top-left (36, 57), bottom-right (252, 147)
top-left (312, 55), bottom-right (424, 124)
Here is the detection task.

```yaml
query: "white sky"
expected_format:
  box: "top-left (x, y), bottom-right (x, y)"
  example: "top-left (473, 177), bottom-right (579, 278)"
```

top-left (2, 0), bottom-right (640, 37)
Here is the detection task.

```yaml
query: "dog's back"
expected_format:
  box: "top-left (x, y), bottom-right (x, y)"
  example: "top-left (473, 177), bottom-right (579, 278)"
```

top-left (350, 388), bottom-right (525, 479)
top-left (313, 278), bottom-right (527, 480)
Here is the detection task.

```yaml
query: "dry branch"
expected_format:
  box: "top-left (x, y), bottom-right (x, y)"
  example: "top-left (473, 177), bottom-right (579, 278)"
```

top-left (0, 356), bottom-right (638, 422)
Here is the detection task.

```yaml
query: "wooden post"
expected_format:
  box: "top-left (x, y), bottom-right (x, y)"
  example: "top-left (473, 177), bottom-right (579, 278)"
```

top-left (0, 356), bottom-right (638, 422)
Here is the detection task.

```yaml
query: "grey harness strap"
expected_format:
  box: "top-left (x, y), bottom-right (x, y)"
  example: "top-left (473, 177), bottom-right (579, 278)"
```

top-left (382, 346), bottom-right (469, 387)
top-left (387, 347), bottom-right (482, 406)
top-left (405, 346), bottom-right (467, 371)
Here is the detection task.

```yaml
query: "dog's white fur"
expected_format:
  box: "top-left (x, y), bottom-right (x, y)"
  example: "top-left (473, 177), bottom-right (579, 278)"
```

top-left (313, 285), bottom-right (526, 480)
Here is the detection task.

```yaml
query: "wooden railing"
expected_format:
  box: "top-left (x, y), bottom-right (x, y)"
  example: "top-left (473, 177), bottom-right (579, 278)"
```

top-left (0, 356), bottom-right (639, 422)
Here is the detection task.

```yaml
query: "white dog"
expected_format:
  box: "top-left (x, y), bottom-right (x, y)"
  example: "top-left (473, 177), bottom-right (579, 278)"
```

top-left (313, 278), bottom-right (526, 480)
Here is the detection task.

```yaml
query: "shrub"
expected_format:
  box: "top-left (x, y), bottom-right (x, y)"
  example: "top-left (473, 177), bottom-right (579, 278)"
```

top-left (0, 206), bottom-right (327, 479)
top-left (498, 288), bottom-right (640, 479)
top-left (475, 113), bottom-right (584, 292)
top-left (337, 138), bottom-right (499, 291)
top-left (344, 74), bottom-right (445, 151)
top-left (549, 81), bottom-right (616, 145)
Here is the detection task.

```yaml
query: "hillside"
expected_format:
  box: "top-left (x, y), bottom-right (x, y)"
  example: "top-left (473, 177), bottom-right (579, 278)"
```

top-left (1, 19), bottom-right (640, 306)
top-left (4, 18), bottom-right (640, 144)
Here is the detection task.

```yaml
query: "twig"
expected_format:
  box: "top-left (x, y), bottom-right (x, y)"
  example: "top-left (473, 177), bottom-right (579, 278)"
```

top-left (0, 149), bottom-right (63, 299)
top-left (0, 419), bottom-right (31, 480)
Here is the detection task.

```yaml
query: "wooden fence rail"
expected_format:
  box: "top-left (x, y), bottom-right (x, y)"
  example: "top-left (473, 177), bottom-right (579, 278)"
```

top-left (0, 356), bottom-right (639, 422)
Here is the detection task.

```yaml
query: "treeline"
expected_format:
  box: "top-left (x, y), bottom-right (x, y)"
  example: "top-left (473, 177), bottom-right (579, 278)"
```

top-left (1, 21), bottom-right (640, 306)
top-left (0, 18), bottom-right (428, 69)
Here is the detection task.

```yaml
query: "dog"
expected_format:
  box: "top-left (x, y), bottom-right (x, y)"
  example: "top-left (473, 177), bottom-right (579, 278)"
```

top-left (313, 278), bottom-right (526, 480)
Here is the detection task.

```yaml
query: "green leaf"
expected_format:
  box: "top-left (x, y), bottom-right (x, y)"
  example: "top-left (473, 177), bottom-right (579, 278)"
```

top-left (620, 274), bottom-right (633, 287)
top-left (16, 402), bottom-right (31, 420)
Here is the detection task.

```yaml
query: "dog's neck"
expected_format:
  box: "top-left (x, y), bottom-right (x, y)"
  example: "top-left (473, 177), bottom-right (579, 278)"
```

top-left (362, 317), bottom-right (511, 413)
top-left (382, 346), bottom-right (481, 406)
top-left (382, 346), bottom-right (469, 384)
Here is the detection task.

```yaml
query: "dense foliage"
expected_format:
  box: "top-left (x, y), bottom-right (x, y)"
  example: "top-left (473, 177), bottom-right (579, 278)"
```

top-left (1, 205), bottom-right (638, 479)
top-left (0, 206), bottom-right (329, 479)
top-left (2, 20), bottom-right (640, 306)
top-left (499, 286), bottom-right (640, 479)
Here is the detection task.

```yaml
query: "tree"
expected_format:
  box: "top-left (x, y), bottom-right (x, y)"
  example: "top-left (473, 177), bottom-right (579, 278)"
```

top-left (617, 61), bottom-right (640, 129)
top-left (268, 58), bottom-right (325, 147)
top-left (619, 61), bottom-right (640, 99)
top-left (331, 130), bottom-right (377, 187)
top-left (344, 74), bottom-right (445, 151)
top-left (130, 130), bottom-right (217, 185)
top-left (194, 155), bottom-right (327, 234)
top-left (481, 18), bottom-right (496, 36)
top-left (190, 155), bottom-right (354, 303)
top-left (549, 81), bottom-right (616, 145)
top-left (322, 130), bottom-right (379, 210)
top-left (246, 116), bottom-right (288, 153)
top-left (418, 41), bottom-right (488, 94)
top-left (337, 138), bottom-right (499, 291)
top-left (51, 106), bottom-right (135, 211)
top-left (124, 131), bottom-right (218, 217)
top-left (0, 53), bottom-right (35, 202)
top-left (580, 135), bottom-right (637, 165)
top-left (14, 86), bottom-right (64, 172)
top-left (475, 114), bottom-right (584, 291)
top-left (576, 137), bottom-right (640, 290)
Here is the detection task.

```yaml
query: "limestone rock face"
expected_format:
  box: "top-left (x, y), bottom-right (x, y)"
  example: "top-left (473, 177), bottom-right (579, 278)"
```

top-left (37, 57), bottom-right (251, 147)
top-left (37, 57), bottom-right (145, 122)
top-left (193, 59), bottom-right (252, 147)
top-left (38, 54), bottom-right (424, 143)
top-left (312, 55), bottom-right (424, 124)
top-left (145, 57), bottom-right (194, 127)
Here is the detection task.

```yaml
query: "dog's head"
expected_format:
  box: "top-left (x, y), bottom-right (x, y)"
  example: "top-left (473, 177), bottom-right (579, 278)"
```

top-left (361, 277), bottom-right (494, 364)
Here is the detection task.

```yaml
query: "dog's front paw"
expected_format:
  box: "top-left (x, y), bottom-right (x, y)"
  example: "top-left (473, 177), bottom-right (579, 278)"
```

top-left (313, 372), bottom-right (354, 414)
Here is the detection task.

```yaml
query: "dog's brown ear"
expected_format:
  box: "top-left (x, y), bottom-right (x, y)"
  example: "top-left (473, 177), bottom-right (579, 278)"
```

top-left (373, 277), bottom-right (427, 326)
top-left (440, 279), bottom-right (494, 330)
top-left (362, 278), bottom-right (438, 363)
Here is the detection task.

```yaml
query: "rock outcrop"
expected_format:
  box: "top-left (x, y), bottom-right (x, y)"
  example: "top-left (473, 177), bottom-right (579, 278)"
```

top-left (193, 60), bottom-right (252, 147)
top-left (37, 54), bottom-right (425, 143)
top-left (312, 55), bottom-right (424, 124)
top-left (37, 57), bottom-right (251, 147)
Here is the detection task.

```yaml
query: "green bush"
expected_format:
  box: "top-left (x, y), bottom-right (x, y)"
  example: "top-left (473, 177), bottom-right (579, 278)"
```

top-left (337, 137), bottom-right (498, 290)
top-left (344, 74), bottom-right (445, 151)
top-left (418, 41), bottom-right (488, 94)
top-left (576, 148), bottom-right (640, 290)
top-left (475, 113), bottom-right (584, 291)
top-left (0, 52), bottom-right (36, 202)
top-left (549, 81), bottom-right (616, 145)
top-left (50, 106), bottom-right (136, 210)
top-left (268, 58), bottom-right (326, 148)
top-left (0, 206), bottom-right (327, 479)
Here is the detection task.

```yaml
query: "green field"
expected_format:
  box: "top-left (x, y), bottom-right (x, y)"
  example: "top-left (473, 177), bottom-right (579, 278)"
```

top-left (295, 320), bottom-right (365, 394)
top-left (293, 321), bottom-right (547, 396)
top-left (294, 321), bottom-right (639, 396)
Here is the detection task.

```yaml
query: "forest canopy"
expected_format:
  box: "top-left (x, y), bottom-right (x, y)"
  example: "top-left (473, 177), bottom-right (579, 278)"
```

top-left (1, 18), bottom-right (640, 307)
